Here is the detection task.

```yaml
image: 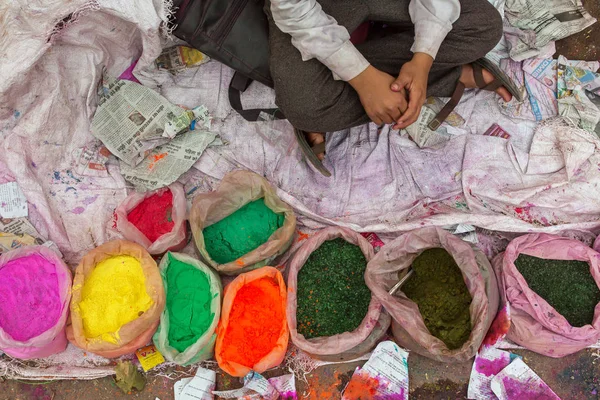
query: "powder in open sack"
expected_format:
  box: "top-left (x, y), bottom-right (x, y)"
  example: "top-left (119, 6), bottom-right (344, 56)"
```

top-left (165, 254), bottom-right (215, 352)
top-left (79, 255), bottom-right (153, 343)
top-left (220, 276), bottom-right (284, 368)
top-left (127, 189), bottom-right (175, 243)
top-left (296, 238), bottom-right (371, 339)
top-left (402, 248), bottom-right (472, 350)
top-left (0, 253), bottom-right (62, 341)
top-left (203, 198), bottom-right (284, 264)
top-left (515, 254), bottom-right (600, 327)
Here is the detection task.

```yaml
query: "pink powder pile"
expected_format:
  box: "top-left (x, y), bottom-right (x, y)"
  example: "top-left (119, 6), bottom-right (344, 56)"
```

top-left (0, 254), bottom-right (62, 341)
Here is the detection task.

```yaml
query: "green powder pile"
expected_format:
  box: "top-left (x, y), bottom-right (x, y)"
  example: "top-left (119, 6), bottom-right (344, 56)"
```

top-left (296, 238), bottom-right (372, 339)
top-left (515, 254), bottom-right (600, 327)
top-left (402, 248), bottom-right (472, 350)
top-left (166, 255), bottom-right (215, 352)
top-left (203, 198), bottom-right (284, 264)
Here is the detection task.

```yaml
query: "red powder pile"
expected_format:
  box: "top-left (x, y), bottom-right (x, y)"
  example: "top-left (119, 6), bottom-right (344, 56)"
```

top-left (127, 190), bottom-right (175, 243)
top-left (220, 277), bottom-right (284, 367)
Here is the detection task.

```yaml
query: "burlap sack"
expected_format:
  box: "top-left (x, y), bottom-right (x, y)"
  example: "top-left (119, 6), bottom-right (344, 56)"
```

top-left (287, 227), bottom-right (390, 361)
top-left (190, 170), bottom-right (296, 275)
top-left (365, 227), bottom-right (499, 362)
top-left (67, 240), bottom-right (165, 358)
top-left (495, 233), bottom-right (600, 357)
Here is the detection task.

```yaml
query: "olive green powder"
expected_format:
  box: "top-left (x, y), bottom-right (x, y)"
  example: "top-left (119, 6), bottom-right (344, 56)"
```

top-left (296, 238), bottom-right (372, 339)
top-left (515, 254), bottom-right (600, 327)
top-left (402, 248), bottom-right (472, 350)
top-left (203, 198), bottom-right (284, 264)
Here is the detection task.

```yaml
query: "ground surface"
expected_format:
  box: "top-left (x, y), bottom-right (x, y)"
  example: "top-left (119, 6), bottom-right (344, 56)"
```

top-left (1, 1), bottom-right (600, 399)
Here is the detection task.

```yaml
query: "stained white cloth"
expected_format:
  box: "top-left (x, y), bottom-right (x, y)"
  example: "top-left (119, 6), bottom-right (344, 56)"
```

top-left (270, 0), bottom-right (460, 81)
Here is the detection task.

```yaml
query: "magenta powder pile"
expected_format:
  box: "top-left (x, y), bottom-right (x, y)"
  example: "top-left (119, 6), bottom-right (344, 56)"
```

top-left (0, 254), bottom-right (62, 341)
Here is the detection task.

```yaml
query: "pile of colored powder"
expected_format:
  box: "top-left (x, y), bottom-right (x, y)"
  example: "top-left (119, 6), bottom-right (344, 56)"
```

top-left (296, 238), bottom-right (371, 339)
top-left (127, 190), bottom-right (175, 243)
top-left (515, 254), bottom-right (600, 327)
top-left (0, 254), bottom-right (62, 341)
top-left (203, 198), bottom-right (284, 264)
top-left (402, 248), bottom-right (472, 350)
top-left (166, 255), bottom-right (215, 352)
top-left (79, 255), bottom-right (153, 342)
top-left (220, 277), bottom-right (284, 367)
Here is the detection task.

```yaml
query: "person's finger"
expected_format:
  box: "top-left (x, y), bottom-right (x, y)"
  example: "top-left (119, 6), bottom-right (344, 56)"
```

top-left (370, 114), bottom-right (383, 125)
top-left (397, 91), bottom-right (424, 127)
top-left (380, 112), bottom-right (395, 125)
top-left (389, 107), bottom-right (402, 121)
top-left (391, 74), bottom-right (411, 92)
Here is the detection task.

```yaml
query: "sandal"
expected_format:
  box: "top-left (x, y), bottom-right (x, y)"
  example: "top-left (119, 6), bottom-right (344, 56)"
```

top-left (428, 57), bottom-right (524, 131)
top-left (293, 127), bottom-right (331, 177)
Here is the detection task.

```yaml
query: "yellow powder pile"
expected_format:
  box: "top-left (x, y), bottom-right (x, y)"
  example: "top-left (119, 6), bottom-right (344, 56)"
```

top-left (79, 255), bottom-right (153, 343)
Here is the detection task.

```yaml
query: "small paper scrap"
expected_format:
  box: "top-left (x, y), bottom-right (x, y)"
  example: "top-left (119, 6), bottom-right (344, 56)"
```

top-left (491, 358), bottom-right (560, 400)
top-left (213, 372), bottom-right (297, 400)
top-left (175, 367), bottom-right (215, 400)
top-left (467, 347), bottom-right (519, 400)
top-left (342, 341), bottom-right (409, 400)
top-left (0, 182), bottom-right (28, 218)
top-left (135, 345), bottom-right (165, 372)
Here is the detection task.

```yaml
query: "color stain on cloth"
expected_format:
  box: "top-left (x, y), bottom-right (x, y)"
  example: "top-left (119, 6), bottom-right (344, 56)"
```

top-left (79, 255), bottom-right (153, 343)
top-left (127, 190), bottom-right (175, 243)
top-left (165, 255), bottom-right (214, 352)
top-left (296, 238), bottom-right (371, 339)
top-left (220, 277), bottom-right (284, 368)
top-left (0, 254), bottom-right (61, 341)
top-left (515, 254), bottom-right (600, 327)
top-left (402, 248), bottom-right (472, 350)
top-left (203, 198), bottom-right (284, 264)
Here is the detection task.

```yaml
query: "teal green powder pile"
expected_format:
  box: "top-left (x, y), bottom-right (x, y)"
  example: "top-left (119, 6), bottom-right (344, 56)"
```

top-left (166, 255), bottom-right (215, 352)
top-left (203, 198), bottom-right (284, 264)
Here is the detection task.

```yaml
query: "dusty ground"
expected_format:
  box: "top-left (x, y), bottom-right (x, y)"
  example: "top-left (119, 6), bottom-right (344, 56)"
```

top-left (1, 1), bottom-right (600, 399)
top-left (1, 348), bottom-right (600, 399)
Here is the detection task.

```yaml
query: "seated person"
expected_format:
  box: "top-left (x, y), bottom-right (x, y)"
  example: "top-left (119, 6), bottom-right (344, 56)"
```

top-left (265, 0), bottom-right (520, 175)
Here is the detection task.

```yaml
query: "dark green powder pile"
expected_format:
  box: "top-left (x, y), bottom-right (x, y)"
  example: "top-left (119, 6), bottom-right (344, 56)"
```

top-left (203, 198), bottom-right (284, 264)
top-left (515, 254), bottom-right (600, 327)
top-left (296, 238), bottom-right (372, 339)
top-left (402, 248), bottom-right (472, 350)
top-left (166, 255), bottom-right (215, 352)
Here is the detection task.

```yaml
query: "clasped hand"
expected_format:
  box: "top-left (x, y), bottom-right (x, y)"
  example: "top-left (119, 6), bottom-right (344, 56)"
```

top-left (349, 53), bottom-right (433, 130)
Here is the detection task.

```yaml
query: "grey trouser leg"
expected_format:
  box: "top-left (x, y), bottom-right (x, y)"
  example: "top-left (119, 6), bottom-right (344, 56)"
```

top-left (265, 0), bottom-right (503, 132)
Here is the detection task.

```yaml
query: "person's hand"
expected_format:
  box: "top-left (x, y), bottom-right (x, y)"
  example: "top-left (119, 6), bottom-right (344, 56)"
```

top-left (390, 53), bottom-right (433, 129)
top-left (349, 66), bottom-right (408, 125)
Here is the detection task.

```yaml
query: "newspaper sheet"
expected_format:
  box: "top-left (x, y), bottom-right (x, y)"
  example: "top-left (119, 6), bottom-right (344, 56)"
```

top-left (505, 0), bottom-right (596, 61)
top-left (91, 72), bottom-right (210, 166)
top-left (557, 56), bottom-right (600, 136)
top-left (119, 130), bottom-right (219, 192)
top-left (404, 103), bottom-right (454, 148)
top-left (0, 217), bottom-right (61, 255)
top-left (0, 182), bottom-right (28, 218)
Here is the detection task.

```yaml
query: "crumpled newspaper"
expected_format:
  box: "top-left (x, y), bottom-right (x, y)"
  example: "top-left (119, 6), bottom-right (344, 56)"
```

top-left (557, 55), bottom-right (600, 135)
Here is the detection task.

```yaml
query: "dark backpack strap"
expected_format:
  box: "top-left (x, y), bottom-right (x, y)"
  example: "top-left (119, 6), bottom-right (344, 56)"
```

top-left (229, 71), bottom-right (285, 121)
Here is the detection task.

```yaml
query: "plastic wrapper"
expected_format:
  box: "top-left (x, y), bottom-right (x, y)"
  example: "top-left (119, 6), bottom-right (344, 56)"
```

top-left (67, 240), bottom-right (165, 358)
top-left (153, 252), bottom-right (222, 365)
top-left (0, 246), bottom-right (72, 359)
top-left (215, 267), bottom-right (289, 377)
top-left (287, 227), bottom-right (390, 361)
top-left (493, 233), bottom-right (600, 357)
top-left (190, 170), bottom-right (296, 275)
top-left (115, 183), bottom-right (187, 255)
top-left (365, 226), bottom-right (499, 362)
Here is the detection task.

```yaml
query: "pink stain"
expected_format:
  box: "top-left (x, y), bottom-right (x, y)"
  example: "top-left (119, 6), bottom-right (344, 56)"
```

top-left (501, 377), bottom-right (559, 400)
top-left (475, 355), bottom-right (510, 377)
top-left (71, 206), bottom-right (85, 214)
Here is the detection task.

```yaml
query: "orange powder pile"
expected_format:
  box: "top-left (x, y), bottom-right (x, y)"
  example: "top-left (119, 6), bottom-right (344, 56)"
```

top-left (220, 277), bottom-right (284, 367)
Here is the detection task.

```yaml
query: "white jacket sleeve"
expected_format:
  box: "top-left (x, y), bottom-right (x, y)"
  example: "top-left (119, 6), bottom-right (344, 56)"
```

top-left (409, 0), bottom-right (460, 59)
top-left (270, 0), bottom-right (369, 81)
